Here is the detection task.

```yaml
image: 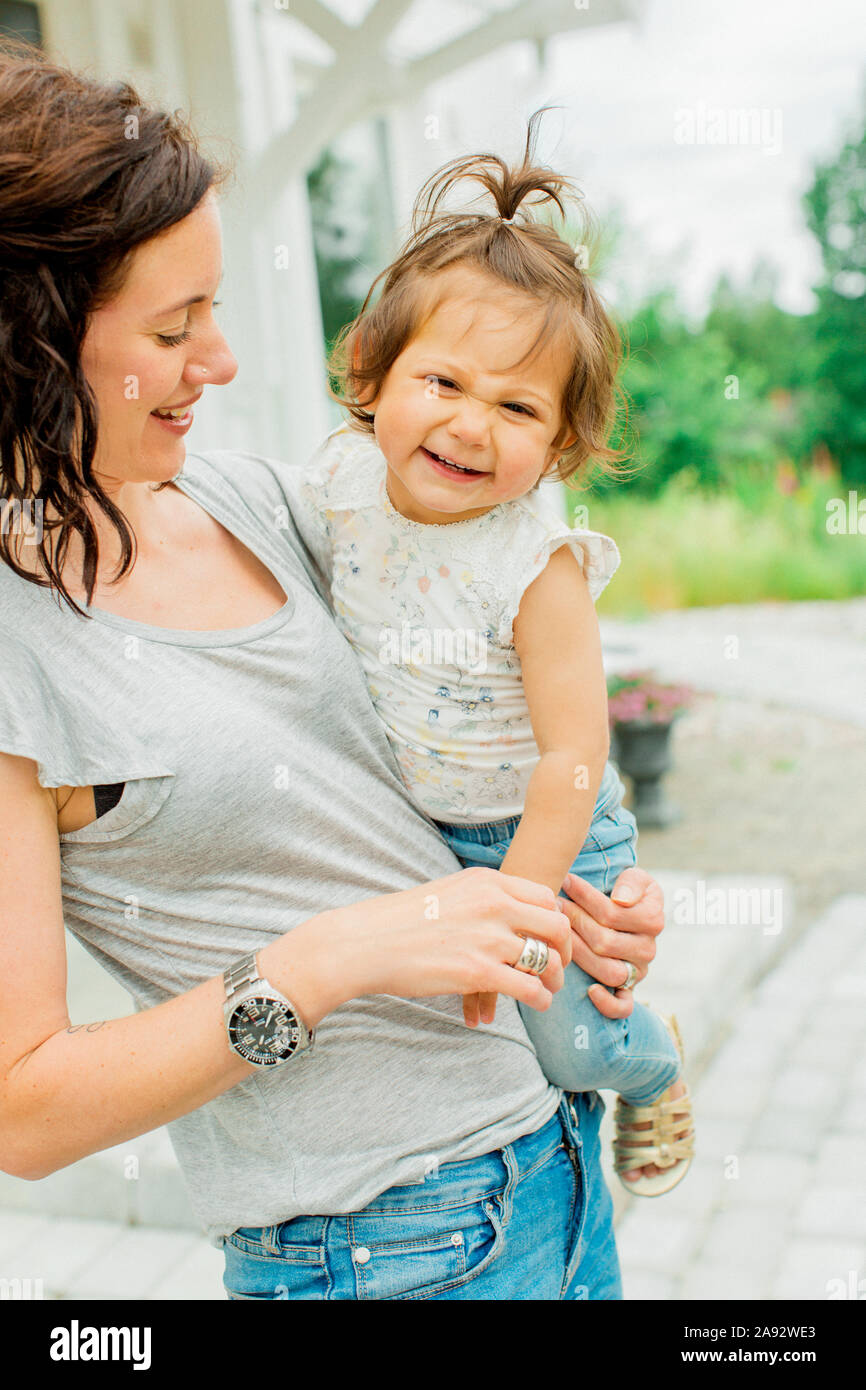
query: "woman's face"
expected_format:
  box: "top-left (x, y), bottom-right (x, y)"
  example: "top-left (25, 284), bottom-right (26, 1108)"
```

top-left (79, 192), bottom-right (237, 490)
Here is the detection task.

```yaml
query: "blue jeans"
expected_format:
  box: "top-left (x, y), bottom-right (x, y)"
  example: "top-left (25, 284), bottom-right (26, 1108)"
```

top-left (222, 1092), bottom-right (621, 1300)
top-left (435, 763), bottom-right (681, 1105)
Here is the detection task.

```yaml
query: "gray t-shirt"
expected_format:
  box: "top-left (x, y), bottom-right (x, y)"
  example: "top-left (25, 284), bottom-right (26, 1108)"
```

top-left (0, 449), bottom-right (560, 1248)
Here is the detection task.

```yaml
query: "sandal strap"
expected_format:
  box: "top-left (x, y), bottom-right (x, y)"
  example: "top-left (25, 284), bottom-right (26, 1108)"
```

top-left (611, 1011), bottom-right (695, 1187)
top-left (613, 1132), bottom-right (694, 1172)
top-left (614, 1086), bottom-right (692, 1125)
top-left (615, 1097), bottom-right (694, 1143)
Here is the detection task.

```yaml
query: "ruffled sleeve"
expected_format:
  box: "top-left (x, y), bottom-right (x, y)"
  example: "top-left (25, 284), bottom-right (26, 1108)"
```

top-left (496, 502), bottom-right (621, 648)
top-left (0, 627), bottom-right (171, 789)
top-left (277, 425), bottom-right (385, 587)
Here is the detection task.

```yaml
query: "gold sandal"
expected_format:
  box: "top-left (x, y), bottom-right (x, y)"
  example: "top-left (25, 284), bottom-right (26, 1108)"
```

top-left (612, 1013), bottom-right (695, 1197)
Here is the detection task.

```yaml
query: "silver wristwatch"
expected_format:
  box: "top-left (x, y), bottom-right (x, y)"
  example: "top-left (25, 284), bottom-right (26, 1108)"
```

top-left (223, 951), bottom-right (315, 1067)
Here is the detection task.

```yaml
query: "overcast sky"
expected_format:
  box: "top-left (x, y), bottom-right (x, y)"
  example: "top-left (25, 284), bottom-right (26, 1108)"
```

top-left (369, 0), bottom-right (866, 321)
top-left (546, 0), bottom-right (866, 317)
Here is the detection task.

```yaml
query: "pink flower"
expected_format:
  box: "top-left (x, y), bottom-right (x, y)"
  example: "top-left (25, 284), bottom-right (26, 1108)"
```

top-left (608, 669), bottom-right (694, 725)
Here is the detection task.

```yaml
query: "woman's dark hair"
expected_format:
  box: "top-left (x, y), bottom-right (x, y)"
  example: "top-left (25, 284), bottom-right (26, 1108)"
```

top-left (0, 36), bottom-right (229, 615)
top-left (330, 109), bottom-right (632, 489)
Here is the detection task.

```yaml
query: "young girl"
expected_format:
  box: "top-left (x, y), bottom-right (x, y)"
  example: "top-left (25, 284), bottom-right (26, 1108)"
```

top-left (287, 124), bottom-right (695, 1196)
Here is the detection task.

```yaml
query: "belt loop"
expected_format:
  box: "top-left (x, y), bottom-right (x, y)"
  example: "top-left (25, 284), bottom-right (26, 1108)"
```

top-left (497, 1142), bottom-right (520, 1224)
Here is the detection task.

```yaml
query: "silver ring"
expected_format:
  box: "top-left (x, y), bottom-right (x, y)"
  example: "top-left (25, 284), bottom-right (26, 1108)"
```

top-left (513, 937), bottom-right (550, 975)
top-left (620, 961), bottom-right (638, 991)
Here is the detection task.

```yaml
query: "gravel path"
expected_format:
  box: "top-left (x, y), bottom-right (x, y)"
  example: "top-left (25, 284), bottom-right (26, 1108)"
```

top-left (626, 693), bottom-right (866, 936)
top-left (601, 597), bottom-right (866, 728)
top-left (601, 597), bottom-right (866, 934)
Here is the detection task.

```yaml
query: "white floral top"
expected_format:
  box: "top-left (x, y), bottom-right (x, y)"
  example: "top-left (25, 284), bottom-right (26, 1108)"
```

top-left (286, 426), bottom-right (621, 824)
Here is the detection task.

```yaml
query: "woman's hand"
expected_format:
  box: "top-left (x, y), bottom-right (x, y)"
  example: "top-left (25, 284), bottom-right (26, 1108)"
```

top-left (558, 867), bottom-right (665, 1018)
top-left (318, 867), bottom-right (573, 1023)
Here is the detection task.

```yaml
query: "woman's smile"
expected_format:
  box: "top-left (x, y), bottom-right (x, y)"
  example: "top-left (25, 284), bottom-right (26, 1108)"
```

top-left (149, 392), bottom-right (202, 434)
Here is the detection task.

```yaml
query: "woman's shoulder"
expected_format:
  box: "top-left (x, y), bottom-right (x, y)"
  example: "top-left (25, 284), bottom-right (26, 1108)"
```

top-left (180, 445), bottom-right (301, 521)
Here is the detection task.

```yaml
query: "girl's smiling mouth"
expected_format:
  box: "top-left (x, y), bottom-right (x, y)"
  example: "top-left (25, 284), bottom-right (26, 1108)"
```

top-left (421, 446), bottom-right (488, 480)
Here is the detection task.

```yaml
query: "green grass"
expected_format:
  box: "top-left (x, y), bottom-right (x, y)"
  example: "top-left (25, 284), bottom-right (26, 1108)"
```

top-left (567, 470), bottom-right (866, 616)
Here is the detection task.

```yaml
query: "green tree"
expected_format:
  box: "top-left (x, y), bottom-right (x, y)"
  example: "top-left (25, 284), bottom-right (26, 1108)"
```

top-left (705, 263), bottom-right (817, 398)
top-left (307, 147), bottom-right (374, 352)
top-left (801, 86), bottom-right (866, 486)
top-left (609, 289), bottom-right (776, 496)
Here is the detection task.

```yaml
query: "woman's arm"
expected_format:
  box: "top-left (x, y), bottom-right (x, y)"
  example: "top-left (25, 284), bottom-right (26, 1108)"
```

top-left (0, 750), bottom-right (572, 1182)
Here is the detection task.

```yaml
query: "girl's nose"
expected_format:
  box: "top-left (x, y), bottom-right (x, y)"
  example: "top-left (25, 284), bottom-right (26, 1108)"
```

top-left (448, 399), bottom-right (490, 447)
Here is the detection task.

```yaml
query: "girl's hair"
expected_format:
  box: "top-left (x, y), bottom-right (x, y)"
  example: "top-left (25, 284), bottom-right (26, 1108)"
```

top-left (330, 110), bottom-right (630, 487)
top-left (0, 36), bottom-right (229, 615)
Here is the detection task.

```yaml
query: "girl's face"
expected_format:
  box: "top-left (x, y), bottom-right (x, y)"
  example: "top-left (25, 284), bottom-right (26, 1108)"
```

top-left (370, 267), bottom-right (574, 525)
top-left (79, 192), bottom-right (238, 492)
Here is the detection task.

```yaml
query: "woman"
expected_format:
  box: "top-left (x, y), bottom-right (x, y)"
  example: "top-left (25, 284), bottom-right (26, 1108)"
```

top-left (0, 39), bottom-right (665, 1300)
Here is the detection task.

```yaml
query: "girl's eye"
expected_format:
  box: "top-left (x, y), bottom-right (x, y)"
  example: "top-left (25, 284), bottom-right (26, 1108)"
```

top-left (504, 402), bottom-right (534, 417)
top-left (426, 376), bottom-right (457, 392)
top-left (157, 328), bottom-right (192, 347)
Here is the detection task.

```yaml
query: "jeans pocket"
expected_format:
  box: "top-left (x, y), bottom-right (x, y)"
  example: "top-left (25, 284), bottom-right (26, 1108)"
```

top-left (223, 1226), bottom-right (325, 1300)
top-left (350, 1193), bottom-right (507, 1301)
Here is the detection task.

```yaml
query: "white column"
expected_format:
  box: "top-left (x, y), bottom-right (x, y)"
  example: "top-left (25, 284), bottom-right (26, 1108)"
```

top-left (176, 0), bottom-right (329, 463)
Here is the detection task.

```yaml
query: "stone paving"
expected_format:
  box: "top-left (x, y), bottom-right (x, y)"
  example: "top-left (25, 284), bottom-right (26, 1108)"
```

top-left (612, 893), bottom-right (866, 1301)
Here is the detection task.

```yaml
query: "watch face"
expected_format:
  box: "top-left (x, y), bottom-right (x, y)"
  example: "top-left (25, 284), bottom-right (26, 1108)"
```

top-left (228, 996), bottom-right (302, 1066)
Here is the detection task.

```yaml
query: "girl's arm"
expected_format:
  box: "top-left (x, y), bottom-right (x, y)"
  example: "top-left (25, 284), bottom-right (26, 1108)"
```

top-left (464, 546), bottom-right (610, 1026)
top-left (500, 544), bottom-right (610, 894)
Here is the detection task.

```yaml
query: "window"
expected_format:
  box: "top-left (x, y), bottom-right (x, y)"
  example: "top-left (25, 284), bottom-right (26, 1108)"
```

top-left (0, 2), bottom-right (42, 46)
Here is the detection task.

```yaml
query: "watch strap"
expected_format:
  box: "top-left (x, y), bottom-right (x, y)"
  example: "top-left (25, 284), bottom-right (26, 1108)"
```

top-left (224, 950), bottom-right (262, 1001)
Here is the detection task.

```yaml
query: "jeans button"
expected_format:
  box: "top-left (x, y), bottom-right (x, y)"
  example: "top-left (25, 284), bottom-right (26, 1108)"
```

top-left (353, 1246), bottom-right (371, 1264)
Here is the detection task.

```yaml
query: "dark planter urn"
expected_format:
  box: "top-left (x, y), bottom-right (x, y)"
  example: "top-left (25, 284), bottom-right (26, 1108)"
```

top-left (612, 718), bottom-right (681, 828)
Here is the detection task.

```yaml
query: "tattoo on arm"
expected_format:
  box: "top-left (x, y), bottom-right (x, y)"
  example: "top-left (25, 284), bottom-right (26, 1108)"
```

top-left (65, 1021), bottom-right (108, 1034)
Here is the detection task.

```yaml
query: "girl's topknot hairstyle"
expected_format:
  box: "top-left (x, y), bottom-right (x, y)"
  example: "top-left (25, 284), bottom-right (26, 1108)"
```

top-left (0, 35), bottom-right (229, 615)
top-left (330, 109), bottom-right (630, 487)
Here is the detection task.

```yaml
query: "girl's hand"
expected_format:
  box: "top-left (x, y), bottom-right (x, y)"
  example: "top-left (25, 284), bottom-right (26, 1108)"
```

top-left (558, 868), bottom-right (665, 1018)
top-left (326, 867), bottom-right (572, 1020)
